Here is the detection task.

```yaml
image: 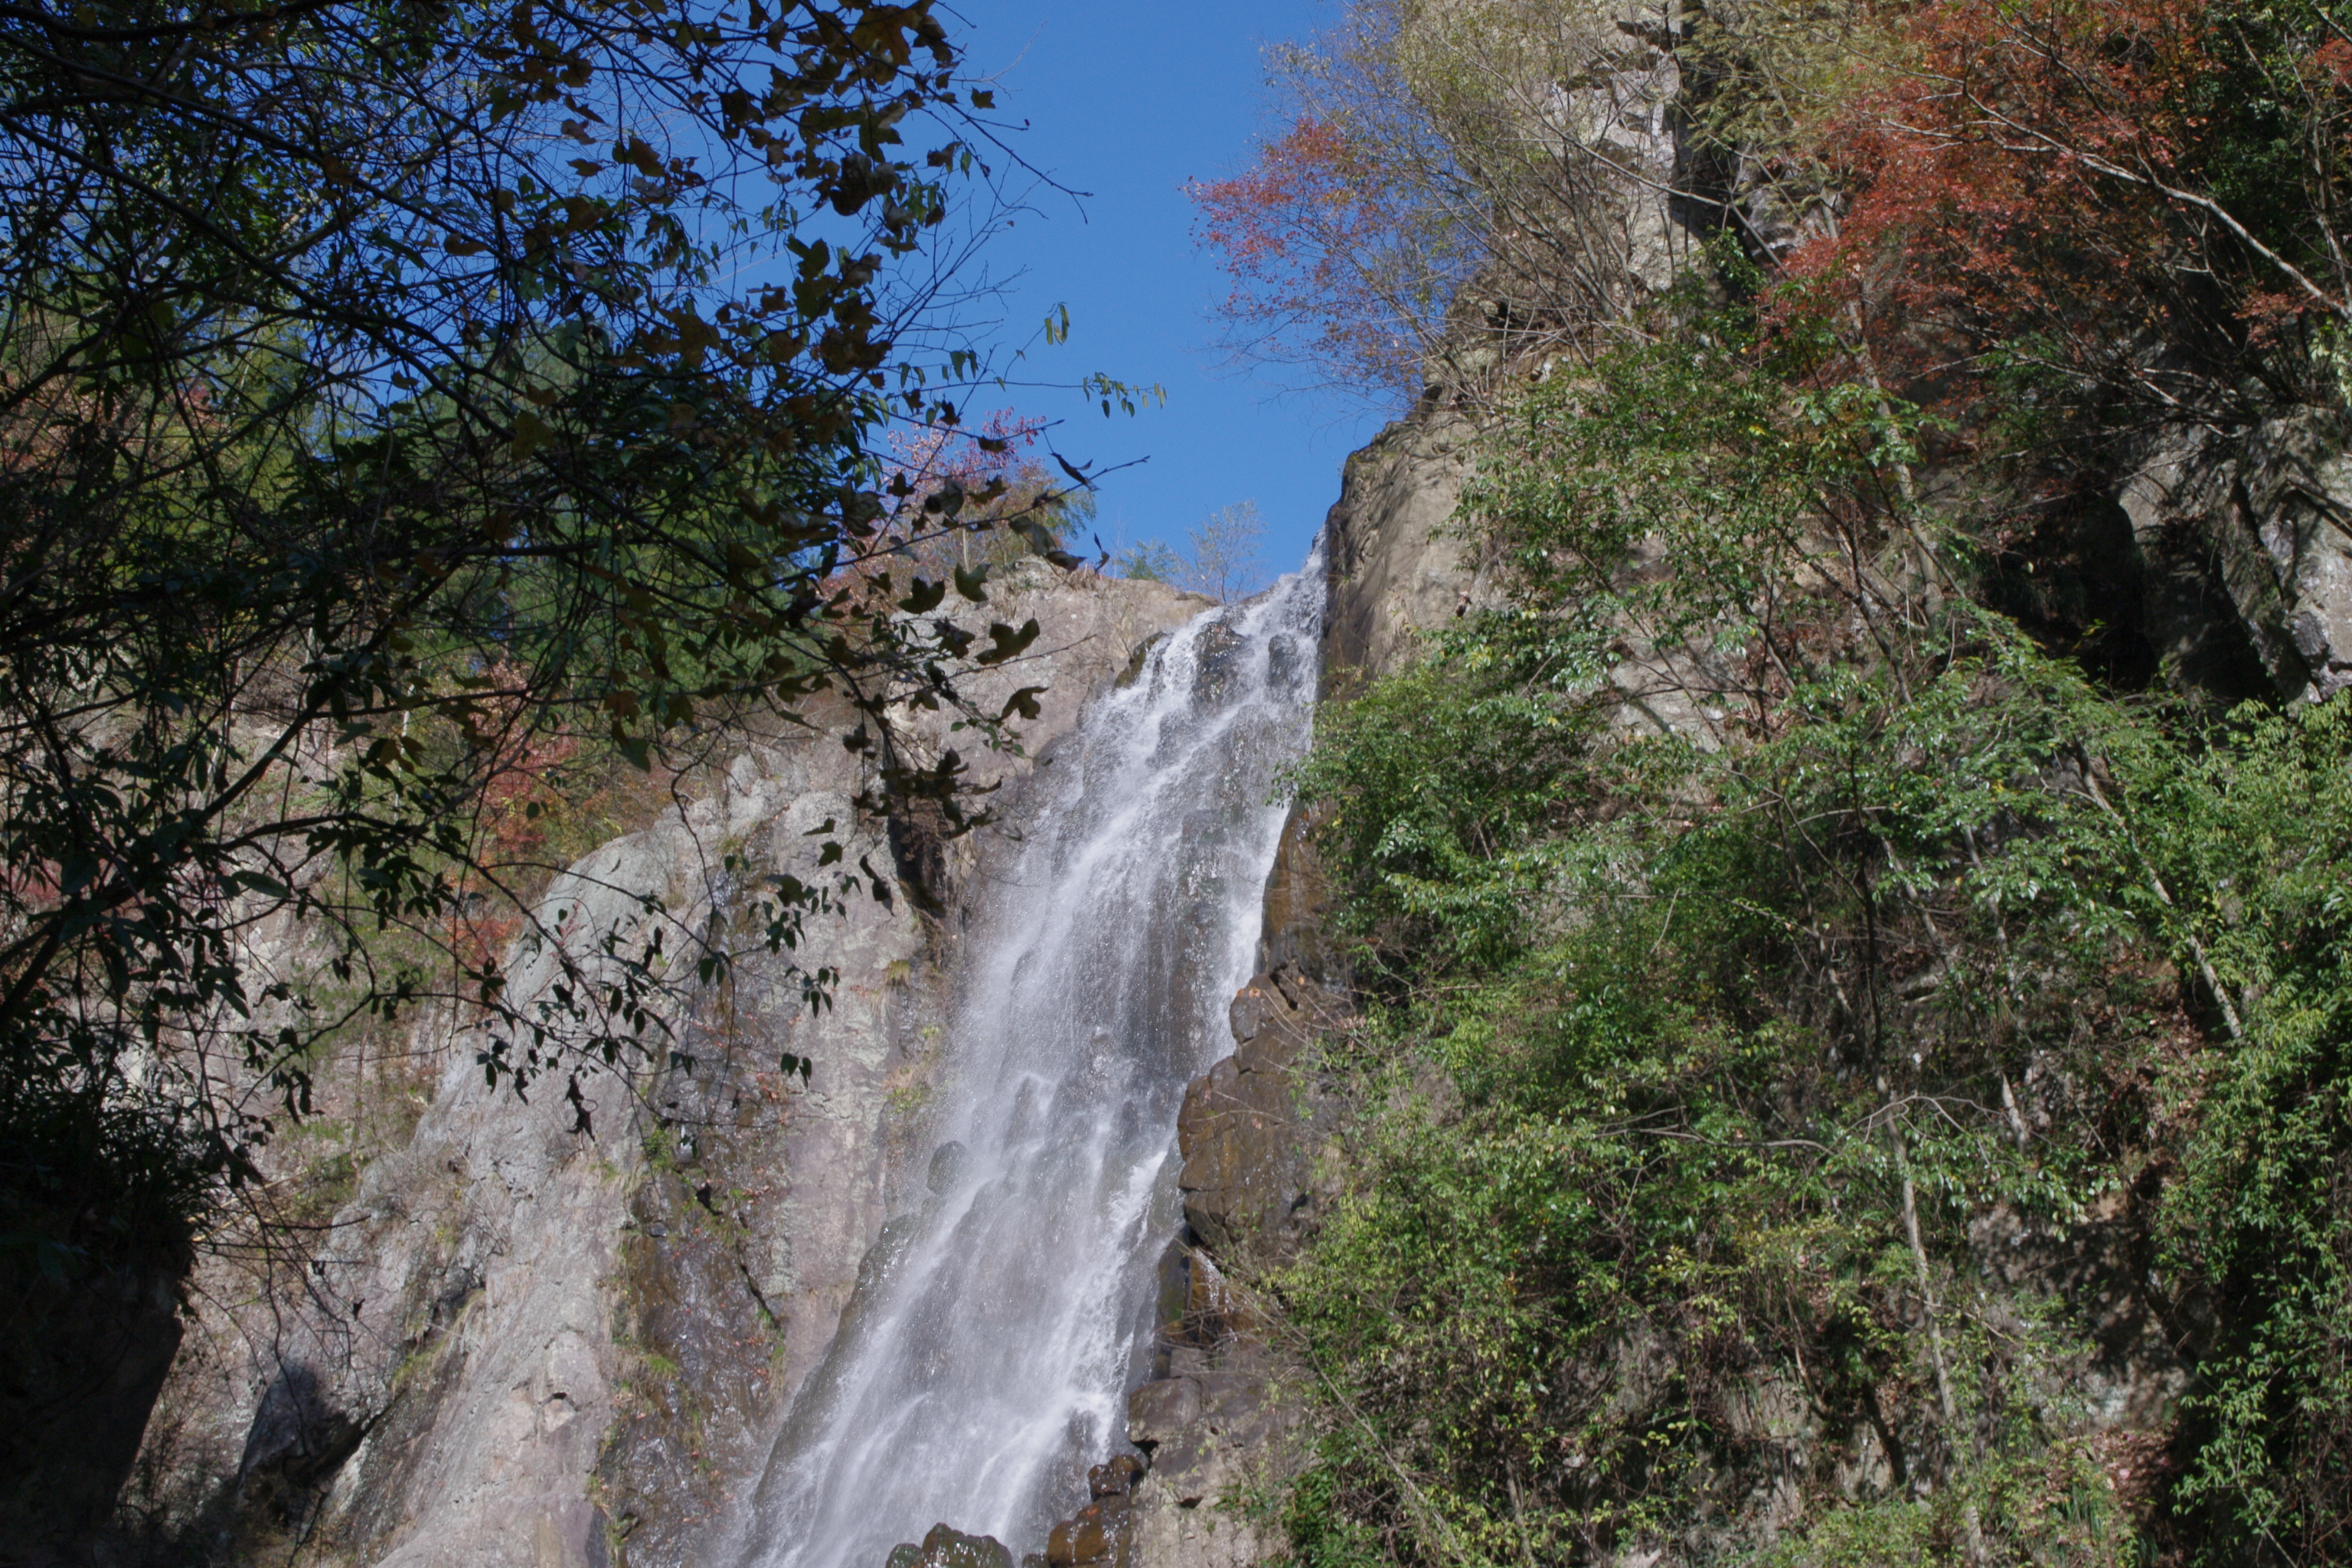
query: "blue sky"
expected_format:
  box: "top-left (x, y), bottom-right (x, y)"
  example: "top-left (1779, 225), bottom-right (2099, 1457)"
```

top-left (934, 0), bottom-right (1390, 587)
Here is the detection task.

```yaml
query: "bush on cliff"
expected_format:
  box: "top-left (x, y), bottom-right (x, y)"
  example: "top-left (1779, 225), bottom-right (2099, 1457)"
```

top-left (1271, 251), bottom-right (2352, 1563)
top-left (1285, 613), bottom-right (2352, 1563)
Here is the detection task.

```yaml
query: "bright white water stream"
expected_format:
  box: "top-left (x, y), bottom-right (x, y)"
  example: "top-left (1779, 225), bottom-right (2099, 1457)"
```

top-left (736, 552), bottom-right (1324, 1568)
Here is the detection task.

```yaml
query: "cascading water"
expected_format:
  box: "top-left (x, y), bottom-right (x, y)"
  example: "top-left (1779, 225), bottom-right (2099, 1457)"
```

top-left (735, 549), bottom-right (1325, 1568)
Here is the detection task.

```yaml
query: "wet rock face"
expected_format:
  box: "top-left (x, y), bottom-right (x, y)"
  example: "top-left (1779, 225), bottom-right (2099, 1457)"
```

top-left (1002, 958), bottom-right (1349, 1568)
top-left (1099, 967), bottom-right (1355, 1568)
top-left (885, 1523), bottom-right (1016, 1568)
top-left (1027, 1453), bottom-right (1145, 1568)
top-left (1044, 1495), bottom-right (1125, 1567)
top-left (1175, 967), bottom-right (1351, 1259)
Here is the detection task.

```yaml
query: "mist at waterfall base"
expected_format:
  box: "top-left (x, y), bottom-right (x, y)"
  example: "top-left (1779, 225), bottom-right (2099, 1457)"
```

top-left (735, 555), bottom-right (1325, 1568)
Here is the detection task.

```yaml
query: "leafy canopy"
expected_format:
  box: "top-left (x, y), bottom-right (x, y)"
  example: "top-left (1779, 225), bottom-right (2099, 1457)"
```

top-left (0, 0), bottom-right (1073, 1259)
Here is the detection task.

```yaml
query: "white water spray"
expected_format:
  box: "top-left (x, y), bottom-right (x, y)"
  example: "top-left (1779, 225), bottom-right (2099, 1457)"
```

top-left (737, 551), bottom-right (1324, 1568)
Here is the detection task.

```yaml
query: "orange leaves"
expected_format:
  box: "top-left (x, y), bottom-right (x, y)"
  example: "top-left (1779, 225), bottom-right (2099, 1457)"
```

top-left (450, 668), bottom-right (585, 972)
top-left (2314, 35), bottom-right (2352, 90)
top-left (1783, 0), bottom-right (2334, 420)
top-left (1188, 115), bottom-right (1441, 407)
top-left (1189, 119), bottom-right (1367, 266)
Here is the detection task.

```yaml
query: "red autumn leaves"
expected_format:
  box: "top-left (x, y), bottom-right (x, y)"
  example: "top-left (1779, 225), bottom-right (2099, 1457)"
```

top-left (1194, 0), bottom-right (2350, 420)
top-left (1188, 116), bottom-right (1446, 404)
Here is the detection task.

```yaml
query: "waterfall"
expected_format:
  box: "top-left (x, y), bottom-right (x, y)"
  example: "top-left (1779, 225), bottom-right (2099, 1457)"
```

top-left (733, 550), bottom-right (1325, 1568)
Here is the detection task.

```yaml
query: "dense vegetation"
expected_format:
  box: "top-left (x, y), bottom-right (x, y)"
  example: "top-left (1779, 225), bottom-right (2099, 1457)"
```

top-left (1201, 0), bottom-right (2352, 1563)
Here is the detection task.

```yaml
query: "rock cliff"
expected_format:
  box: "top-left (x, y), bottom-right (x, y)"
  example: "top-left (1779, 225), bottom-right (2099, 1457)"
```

top-left (2119, 409), bottom-right (2352, 704)
top-left (1096, 409), bottom-right (1491, 1568)
top-left (97, 564), bottom-right (1212, 1568)
top-left (1102, 377), bottom-right (2352, 1566)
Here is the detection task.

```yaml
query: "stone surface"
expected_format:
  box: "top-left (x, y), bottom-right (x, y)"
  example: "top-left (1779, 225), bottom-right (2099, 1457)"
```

top-left (2119, 409), bottom-right (2352, 703)
top-left (1123, 1367), bottom-right (1286, 1568)
top-left (1116, 966), bottom-right (1353, 1568)
top-left (1034, 1428), bottom-right (1145, 1568)
top-left (3, 1250), bottom-right (188, 1566)
top-left (1174, 969), bottom-right (1351, 1260)
top-left (886, 1523), bottom-right (1017, 1568)
top-left (1250, 807), bottom-right (1344, 987)
top-left (2236, 407), bottom-right (2352, 698)
top-left (1089, 1455), bottom-right (1145, 1500)
top-left (1044, 1498), bottom-right (1125, 1566)
top-left (1317, 411), bottom-right (1489, 693)
top-left (1123, 1380), bottom-right (1201, 1450)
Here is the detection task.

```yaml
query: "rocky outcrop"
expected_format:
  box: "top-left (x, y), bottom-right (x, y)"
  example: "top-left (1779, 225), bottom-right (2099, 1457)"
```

top-left (5, 1247), bottom-right (188, 1565)
top-left (2121, 407), bottom-right (2352, 703)
top-left (1318, 412), bottom-right (1488, 693)
top-left (1025, 1453), bottom-right (1146, 1568)
top-left (885, 1523), bottom-right (1016, 1568)
top-left (1122, 1365), bottom-right (1289, 1568)
top-left (102, 564), bottom-right (1211, 1568)
top-left (1174, 972), bottom-right (1351, 1260)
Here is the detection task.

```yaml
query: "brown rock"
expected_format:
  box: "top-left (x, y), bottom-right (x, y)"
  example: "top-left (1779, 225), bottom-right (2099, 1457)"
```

top-left (893, 1522), bottom-right (1014, 1568)
top-left (1089, 1451), bottom-right (1145, 1498)
top-left (1318, 410), bottom-right (1486, 693)
top-left (1044, 1498), bottom-right (1129, 1566)
top-left (1255, 805), bottom-right (1344, 984)
top-left (1176, 967), bottom-right (1351, 1256)
top-left (1126, 1377), bottom-right (1202, 1449)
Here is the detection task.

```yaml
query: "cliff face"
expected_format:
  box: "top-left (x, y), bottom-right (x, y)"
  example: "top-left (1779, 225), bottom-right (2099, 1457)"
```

top-left (1098, 410), bottom-right (1492, 1568)
top-left (1316, 413), bottom-right (1489, 694)
top-left (2118, 410), bottom-right (2352, 705)
top-left (101, 564), bottom-right (1213, 1568)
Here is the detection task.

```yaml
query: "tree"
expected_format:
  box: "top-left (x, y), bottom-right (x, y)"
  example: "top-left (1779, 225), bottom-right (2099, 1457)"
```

top-left (1112, 499), bottom-right (1265, 602)
top-left (1190, 113), bottom-right (1463, 408)
top-left (1111, 537), bottom-right (1183, 583)
top-left (883, 409), bottom-right (1098, 573)
top-left (1191, 0), bottom-right (1700, 410)
top-left (0, 0), bottom-right (1062, 1266)
top-left (1183, 499), bottom-right (1268, 602)
top-left (1788, 0), bottom-right (2352, 442)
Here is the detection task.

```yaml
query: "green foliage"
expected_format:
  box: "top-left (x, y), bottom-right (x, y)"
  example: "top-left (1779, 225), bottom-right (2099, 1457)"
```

top-left (1287, 656), bottom-right (1612, 973)
top-left (1463, 279), bottom-right (1935, 673)
top-left (1112, 500), bottom-right (1267, 601)
top-left (1272, 305), bottom-right (2352, 1566)
top-left (1113, 540), bottom-right (1184, 583)
top-left (1287, 627), bottom-right (2352, 1563)
top-left (1296, 280), bottom-right (1936, 982)
top-left (1231, 0), bottom-right (2352, 1558)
